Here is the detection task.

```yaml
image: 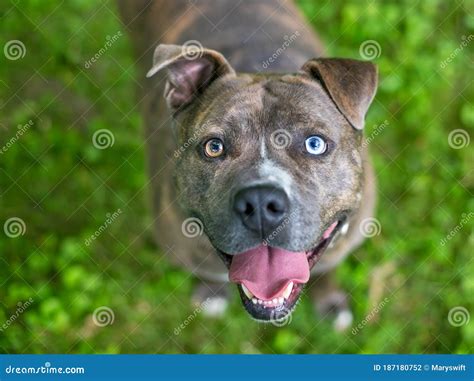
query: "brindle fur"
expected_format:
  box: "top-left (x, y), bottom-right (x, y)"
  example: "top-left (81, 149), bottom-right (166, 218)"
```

top-left (118, 0), bottom-right (377, 321)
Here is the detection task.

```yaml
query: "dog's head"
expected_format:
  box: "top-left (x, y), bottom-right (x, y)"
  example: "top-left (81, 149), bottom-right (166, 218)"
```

top-left (148, 44), bottom-right (378, 321)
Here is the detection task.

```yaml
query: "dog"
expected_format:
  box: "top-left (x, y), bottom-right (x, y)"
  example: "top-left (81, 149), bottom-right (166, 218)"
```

top-left (118, 0), bottom-right (377, 329)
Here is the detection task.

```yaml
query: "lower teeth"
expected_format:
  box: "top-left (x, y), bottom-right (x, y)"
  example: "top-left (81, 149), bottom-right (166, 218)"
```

top-left (244, 282), bottom-right (294, 307)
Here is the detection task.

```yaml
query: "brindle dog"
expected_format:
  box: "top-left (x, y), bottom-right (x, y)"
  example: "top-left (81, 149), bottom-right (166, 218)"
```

top-left (118, 0), bottom-right (377, 329)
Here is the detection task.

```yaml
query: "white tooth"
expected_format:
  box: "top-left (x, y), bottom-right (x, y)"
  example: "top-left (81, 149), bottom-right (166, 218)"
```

top-left (241, 284), bottom-right (253, 299)
top-left (341, 222), bottom-right (349, 235)
top-left (252, 298), bottom-right (257, 304)
top-left (283, 282), bottom-right (293, 299)
top-left (278, 297), bottom-right (284, 304)
top-left (258, 300), bottom-right (262, 304)
top-left (272, 298), bottom-right (278, 304)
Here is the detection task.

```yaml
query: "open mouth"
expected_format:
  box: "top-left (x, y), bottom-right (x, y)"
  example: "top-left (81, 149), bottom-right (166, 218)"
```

top-left (217, 216), bottom-right (347, 322)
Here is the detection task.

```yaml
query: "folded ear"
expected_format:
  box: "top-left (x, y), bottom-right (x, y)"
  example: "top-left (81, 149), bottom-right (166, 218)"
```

top-left (147, 44), bottom-right (235, 111)
top-left (301, 58), bottom-right (378, 130)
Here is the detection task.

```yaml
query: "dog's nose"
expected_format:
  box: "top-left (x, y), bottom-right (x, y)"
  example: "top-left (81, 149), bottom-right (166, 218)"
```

top-left (233, 186), bottom-right (289, 236)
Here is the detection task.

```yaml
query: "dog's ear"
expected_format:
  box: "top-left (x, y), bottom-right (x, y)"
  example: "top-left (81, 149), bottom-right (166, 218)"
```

top-left (147, 44), bottom-right (235, 111)
top-left (301, 58), bottom-right (378, 130)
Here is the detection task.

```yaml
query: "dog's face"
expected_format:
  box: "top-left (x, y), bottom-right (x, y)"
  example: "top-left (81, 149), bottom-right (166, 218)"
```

top-left (148, 45), bottom-right (377, 321)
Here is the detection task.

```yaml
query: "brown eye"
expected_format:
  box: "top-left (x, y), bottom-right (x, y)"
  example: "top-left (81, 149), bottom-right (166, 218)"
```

top-left (204, 138), bottom-right (224, 158)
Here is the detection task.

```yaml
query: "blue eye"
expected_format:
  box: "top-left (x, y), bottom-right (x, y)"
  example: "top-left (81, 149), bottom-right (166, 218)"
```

top-left (305, 135), bottom-right (327, 155)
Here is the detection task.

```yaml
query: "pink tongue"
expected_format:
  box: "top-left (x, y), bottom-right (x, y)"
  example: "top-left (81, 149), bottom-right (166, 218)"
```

top-left (229, 246), bottom-right (310, 300)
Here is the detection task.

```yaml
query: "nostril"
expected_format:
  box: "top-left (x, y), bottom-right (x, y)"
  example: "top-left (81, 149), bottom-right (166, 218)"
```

top-left (244, 202), bottom-right (254, 216)
top-left (267, 202), bottom-right (279, 214)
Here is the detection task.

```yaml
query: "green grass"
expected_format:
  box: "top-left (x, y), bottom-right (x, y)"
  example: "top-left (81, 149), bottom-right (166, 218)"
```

top-left (0, 0), bottom-right (472, 353)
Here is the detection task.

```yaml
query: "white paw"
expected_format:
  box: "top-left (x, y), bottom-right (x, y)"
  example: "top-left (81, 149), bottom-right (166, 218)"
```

top-left (201, 296), bottom-right (228, 318)
top-left (333, 309), bottom-right (353, 332)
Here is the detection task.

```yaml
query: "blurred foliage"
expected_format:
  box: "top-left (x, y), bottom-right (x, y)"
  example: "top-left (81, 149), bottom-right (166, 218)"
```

top-left (0, 0), bottom-right (473, 353)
